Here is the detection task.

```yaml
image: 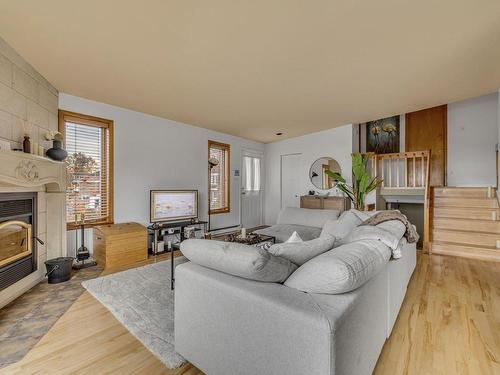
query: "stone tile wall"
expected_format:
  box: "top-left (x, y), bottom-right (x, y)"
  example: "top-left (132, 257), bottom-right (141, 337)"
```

top-left (0, 37), bottom-right (58, 151)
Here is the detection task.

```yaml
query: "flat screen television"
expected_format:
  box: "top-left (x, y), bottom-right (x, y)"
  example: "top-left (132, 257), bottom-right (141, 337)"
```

top-left (150, 190), bottom-right (198, 223)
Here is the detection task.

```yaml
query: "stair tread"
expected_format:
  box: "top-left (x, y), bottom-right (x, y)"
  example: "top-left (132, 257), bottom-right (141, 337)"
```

top-left (433, 217), bottom-right (499, 223)
top-left (432, 228), bottom-right (499, 235)
top-left (434, 204), bottom-right (498, 209)
top-left (432, 241), bottom-right (499, 251)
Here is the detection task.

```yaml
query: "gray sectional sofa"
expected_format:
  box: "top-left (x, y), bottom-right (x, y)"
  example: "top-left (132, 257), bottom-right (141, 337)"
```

top-left (175, 209), bottom-right (417, 375)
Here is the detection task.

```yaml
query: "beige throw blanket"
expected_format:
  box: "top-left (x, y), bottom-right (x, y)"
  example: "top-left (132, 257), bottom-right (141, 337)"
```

top-left (359, 210), bottom-right (419, 243)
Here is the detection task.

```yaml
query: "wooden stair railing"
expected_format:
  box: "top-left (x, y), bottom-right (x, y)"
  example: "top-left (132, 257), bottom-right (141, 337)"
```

top-left (369, 151), bottom-right (431, 251)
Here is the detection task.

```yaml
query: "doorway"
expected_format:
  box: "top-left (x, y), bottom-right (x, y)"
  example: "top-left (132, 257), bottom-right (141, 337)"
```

top-left (281, 153), bottom-right (302, 209)
top-left (241, 150), bottom-right (263, 229)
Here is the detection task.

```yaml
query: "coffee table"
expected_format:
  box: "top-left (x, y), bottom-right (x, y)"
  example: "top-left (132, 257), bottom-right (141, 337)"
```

top-left (214, 232), bottom-right (276, 249)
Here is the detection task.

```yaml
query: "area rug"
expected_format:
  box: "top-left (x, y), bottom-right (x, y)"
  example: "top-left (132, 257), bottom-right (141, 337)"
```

top-left (0, 265), bottom-right (103, 368)
top-left (82, 257), bottom-right (188, 369)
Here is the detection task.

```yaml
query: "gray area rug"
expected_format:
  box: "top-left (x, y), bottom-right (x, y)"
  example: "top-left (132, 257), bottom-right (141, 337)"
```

top-left (82, 257), bottom-right (188, 369)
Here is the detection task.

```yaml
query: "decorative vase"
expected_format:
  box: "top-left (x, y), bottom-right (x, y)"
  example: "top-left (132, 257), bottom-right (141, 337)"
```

top-left (46, 140), bottom-right (68, 161)
top-left (23, 136), bottom-right (31, 153)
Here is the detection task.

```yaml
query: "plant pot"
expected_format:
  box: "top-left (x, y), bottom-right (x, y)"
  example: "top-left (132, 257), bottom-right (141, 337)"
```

top-left (46, 140), bottom-right (68, 161)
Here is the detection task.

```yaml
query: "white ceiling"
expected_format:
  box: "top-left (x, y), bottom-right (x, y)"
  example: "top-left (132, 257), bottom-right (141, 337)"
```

top-left (0, 0), bottom-right (499, 143)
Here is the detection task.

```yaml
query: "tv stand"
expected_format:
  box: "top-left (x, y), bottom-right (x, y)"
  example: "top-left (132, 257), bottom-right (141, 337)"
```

top-left (148, 220), bottom-right (208, 290)
top-left (149, 220), bottom-right (208, 254)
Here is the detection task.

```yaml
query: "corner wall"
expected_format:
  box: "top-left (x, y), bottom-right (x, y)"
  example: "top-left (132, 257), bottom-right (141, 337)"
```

top-left (264, 124), bottom-right (353, 224)
top-left (447, 92), bottom-right (498, 186)
top-left (0, 37), bottom-right (58, 150)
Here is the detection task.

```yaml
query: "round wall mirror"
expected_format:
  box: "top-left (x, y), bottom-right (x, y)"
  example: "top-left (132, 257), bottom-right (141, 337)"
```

top-left (309, 157), bottom-right (342, 190)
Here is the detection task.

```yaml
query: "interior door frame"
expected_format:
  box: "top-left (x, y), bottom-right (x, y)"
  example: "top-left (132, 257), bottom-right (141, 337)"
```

top-left (240, 148), bottom-right (264, 227)
top-left (280, 153), bottom-right (302, 210)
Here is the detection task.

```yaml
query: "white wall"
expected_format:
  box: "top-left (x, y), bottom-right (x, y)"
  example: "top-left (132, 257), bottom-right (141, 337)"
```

top-left (60, 94), bottom-right (263, 254)
top-left (264, 124), bottom-right (353, 224)
top-left (447, 92), bottom-right (498, 186)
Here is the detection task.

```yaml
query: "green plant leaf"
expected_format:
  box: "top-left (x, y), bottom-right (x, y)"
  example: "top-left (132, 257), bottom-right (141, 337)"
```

top-left (324, 170), bottom-right (346, 183)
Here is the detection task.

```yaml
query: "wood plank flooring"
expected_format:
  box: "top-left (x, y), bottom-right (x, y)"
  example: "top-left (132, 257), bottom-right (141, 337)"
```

top-left (3, 251), bottom-right (500, 374)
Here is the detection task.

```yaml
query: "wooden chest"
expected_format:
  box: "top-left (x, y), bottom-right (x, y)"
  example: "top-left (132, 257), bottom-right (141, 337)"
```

top-left (93, 222), bottom-right (148, 268)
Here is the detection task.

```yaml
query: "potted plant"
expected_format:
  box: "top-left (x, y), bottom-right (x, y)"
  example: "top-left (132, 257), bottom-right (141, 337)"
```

top-left (325, 153), bottom-right (383, 211)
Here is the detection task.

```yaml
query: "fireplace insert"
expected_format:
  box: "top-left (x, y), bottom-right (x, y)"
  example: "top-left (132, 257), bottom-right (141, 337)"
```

top-left (0, 193), bottom-right (37, 291)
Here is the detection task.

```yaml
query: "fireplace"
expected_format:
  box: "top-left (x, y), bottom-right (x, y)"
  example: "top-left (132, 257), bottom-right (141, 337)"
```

top-left (0, 193), bottom-right (37, 291)
top-left (0, 150), bottom-right (67, 308)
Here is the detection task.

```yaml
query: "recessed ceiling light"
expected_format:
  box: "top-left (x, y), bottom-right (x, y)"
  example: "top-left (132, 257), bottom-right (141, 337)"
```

top-left (275, 132), bottom-right (283, 136)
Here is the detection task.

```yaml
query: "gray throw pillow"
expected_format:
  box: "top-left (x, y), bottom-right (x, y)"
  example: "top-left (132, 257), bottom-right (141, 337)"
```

top-left (181, 239), bottom-right (297, 282)
top-left (320, 210), bottom-right (363, 240)
top-left (284, 240), bottom-right (391, 294)
top-left (268, 235), bottom-right (336, 266)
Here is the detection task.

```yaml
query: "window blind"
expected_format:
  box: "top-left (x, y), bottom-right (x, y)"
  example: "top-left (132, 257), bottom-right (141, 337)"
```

top-left (62, 113), bottom-right (113, 226)
top-left (209, 141), bottom-right (230, 213)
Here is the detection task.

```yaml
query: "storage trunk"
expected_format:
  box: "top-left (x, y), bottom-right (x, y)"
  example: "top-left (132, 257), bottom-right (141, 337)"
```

top-left (93, 222), bottom-right (148, 268)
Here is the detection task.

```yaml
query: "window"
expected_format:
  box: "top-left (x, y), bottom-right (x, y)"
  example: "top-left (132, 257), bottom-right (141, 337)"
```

top-left (59, 110), bottom-right (114, 228)
top-left (208, 140), bottom-right (230, 214)
top-left (242, 156), bottom-right (261, 191)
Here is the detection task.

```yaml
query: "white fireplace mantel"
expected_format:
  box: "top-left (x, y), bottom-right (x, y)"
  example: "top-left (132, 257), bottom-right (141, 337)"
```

top-left (0, 149), bottom-right (68, 308)
top-left (0, 150), bottom-right (67, 192)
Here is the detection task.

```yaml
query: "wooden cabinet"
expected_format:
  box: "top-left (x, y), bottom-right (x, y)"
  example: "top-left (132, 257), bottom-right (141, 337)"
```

top-left (93, 222), bottom-right (148, 269)
top-left (300, 195), bottom-right (351, 212)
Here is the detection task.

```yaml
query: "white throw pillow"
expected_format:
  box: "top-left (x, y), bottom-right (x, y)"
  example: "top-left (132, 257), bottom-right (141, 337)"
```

top-left (181, 239), bottom-right (297, 282)
top-left (376, 220), bottom-right (406, 240)
top-left (320, 210), bottom-right (362, 240)
top-left (285, 240), bottom-right (391, 294)
top-left (286, 231), bottom-right (303, 243)
top-left (268, 235), bottom-right (336, 266)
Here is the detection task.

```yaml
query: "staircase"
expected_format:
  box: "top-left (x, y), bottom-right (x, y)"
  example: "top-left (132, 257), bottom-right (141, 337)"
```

top-left (431, 187), bottom-right (500, 262)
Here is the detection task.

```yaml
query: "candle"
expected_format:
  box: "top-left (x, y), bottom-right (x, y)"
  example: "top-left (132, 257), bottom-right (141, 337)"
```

top-left (488, 186), bottom-right (492, 198)
top-left (241, 228), bottom-right (246, 238)
top-left (167, 240), bottom-right (172, 250)
top-left (38, 145), bottom-right (44, 156)
top-left (496, 240), bottom-right (500, 249)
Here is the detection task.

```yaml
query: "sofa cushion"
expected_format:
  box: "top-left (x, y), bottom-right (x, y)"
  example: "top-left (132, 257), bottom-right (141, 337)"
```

top-left (268, 235), bottom-right (336, 266)
top-left (180, 239), bottom-right (297, 282)
top-left (253, 224), bottom-right (321, 243)
top-left (277, 207), bottom-right (340, 228)
top-left (320, 210), bottom-right (363, 240)
top-left (284, 239), bottom-right (391, 294)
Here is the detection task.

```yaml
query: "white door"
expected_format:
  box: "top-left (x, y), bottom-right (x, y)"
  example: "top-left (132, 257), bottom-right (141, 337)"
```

top-left (281, 153), bottom-right (302, 209)
top-left (241, 150), bottom-right (263, 229)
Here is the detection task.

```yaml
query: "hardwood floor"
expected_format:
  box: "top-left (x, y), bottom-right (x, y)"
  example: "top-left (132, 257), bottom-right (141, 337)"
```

top-left (3, 252), bottom-right (500, 374)
top-left (375, 253), bottom-right (500, 375)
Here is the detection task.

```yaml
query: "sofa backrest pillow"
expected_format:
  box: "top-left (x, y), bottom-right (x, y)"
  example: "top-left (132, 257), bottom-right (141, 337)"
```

top-left (268, 235), bottom-right (336, 266)
top-left (319, 210), bottom-right (363, 240)
top-left (284, 239), bottom-right (391, 294)
top-left (181, 239), bottom-right (297, 282)
top-left (277, 207), bottom-right (340, 228)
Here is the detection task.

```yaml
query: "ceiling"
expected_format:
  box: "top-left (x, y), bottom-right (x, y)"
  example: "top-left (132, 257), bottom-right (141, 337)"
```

top-left (0, 1), bottom-right (499, 143)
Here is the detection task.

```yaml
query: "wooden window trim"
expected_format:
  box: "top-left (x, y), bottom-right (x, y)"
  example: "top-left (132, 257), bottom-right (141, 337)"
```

top-left (208, 140), bottom-right (230, 215)
top-left (59, 110), bottom-right (114, 230)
